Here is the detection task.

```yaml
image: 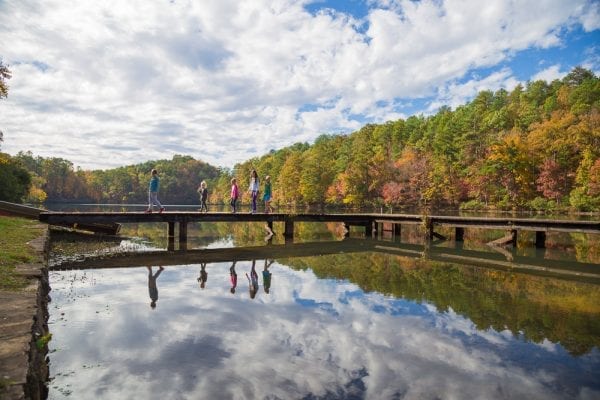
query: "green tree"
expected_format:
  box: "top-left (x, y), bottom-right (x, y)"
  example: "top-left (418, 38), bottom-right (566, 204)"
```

top-left (0, 60), bottom-right (12, 149)
top-left (0, 153), bottom-right (31, 202)
top-left (0, 59), bottom-right (10, 100)
top-left (277, 151), bottom-right (304, 204)
top-left (563, 66), bottom-right (596, 87)
top-left (340, 125), bottom-right (376, 206)
top-left (300, 135), bottom-right (338, 205)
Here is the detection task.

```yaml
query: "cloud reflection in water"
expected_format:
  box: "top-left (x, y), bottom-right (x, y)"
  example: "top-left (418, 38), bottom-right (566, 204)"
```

top-left (48, 258), bottom-right (600, 400)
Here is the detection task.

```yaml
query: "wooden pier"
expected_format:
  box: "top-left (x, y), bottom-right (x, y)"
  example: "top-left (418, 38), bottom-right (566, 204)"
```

top-left (36, 210), bottom-right (600, 250)
top-left (0, 200), bottom-right (121, 234)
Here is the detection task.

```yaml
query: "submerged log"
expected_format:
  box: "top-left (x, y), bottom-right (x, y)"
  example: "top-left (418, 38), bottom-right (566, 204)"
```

top-left (488, 230), bottom-right (517, 247)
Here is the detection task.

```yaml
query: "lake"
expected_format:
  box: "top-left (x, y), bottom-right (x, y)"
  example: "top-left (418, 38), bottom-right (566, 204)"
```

top-left (45, 211), bottom-right (600, 399)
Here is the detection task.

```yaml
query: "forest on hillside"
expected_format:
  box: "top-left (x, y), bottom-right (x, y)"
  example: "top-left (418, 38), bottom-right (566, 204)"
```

top-left (1, 67), bottom-right (599, 211)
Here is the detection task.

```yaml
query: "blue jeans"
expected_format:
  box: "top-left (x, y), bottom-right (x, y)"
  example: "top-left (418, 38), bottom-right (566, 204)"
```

top-left (251, 191), bottom-right (258, 212)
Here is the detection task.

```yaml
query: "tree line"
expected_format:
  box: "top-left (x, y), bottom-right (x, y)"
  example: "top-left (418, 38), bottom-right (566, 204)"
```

top-left (0, 66), bottom-right (599, 211)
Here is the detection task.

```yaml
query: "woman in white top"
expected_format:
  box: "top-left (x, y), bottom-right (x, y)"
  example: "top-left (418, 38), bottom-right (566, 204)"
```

top-left (249, 169), bottom-right (260, 213)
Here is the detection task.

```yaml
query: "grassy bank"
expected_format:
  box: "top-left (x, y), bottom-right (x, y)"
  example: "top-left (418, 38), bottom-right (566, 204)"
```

top-left (0, 216), bottom-right (44, 290)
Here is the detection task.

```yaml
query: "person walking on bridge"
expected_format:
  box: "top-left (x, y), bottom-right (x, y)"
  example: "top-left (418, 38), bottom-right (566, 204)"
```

top-left (248, 169), bottom-right (260, 214)
top-left (263, 175), bottom-right (273, 213)
top-left (145, 169), bottom-right (165, 213)
top-left (230, 178), bottom-right (239, 213)
top-left (197, 180), bottom-right (208, 212)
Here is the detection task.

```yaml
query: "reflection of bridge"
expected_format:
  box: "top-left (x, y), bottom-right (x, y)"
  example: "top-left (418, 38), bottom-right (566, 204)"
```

top-left (50, 238), bottom-right (600, 284)
top-left (36, 210), bottom-right (600, 250)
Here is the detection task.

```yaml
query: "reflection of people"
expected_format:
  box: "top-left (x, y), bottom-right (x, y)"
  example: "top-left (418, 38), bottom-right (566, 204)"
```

top-left (230, 178), bottom-right (239, 213)
top-left (147, 266), bottom-right (164, 309)
top-left (263, 259), bottom-right (273, 294)
top-left (197, 181), bottom-right (208, 212)
top-left (145, 169), bottom-right (165, 214)
top-left (197, 263), bottom-right (208, 289)
top-left (263, 175), bottom-right (273, 213)
top-left (245, 260), bottom-right (259, 299)
top-left (248, 169), bottom-right (259, 214)
top-left (265, 221), bottom-right (274, 237)
top-left (229, 261), bottom-right (237, 294)
top-left (264, 230), bottom-right (274, 244)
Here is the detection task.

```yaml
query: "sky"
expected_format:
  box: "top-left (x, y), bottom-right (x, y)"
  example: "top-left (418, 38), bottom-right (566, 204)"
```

top-left (0, 0), bottom-right (599, 171)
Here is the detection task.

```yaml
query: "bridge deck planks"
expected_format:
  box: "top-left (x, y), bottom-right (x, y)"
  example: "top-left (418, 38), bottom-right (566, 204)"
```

top-left (38, 211), bottom-right (600, 234)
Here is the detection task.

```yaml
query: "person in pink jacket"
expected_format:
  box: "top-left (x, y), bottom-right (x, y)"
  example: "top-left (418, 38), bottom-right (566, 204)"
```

top-left (230, 178), bottom-right (239, 213)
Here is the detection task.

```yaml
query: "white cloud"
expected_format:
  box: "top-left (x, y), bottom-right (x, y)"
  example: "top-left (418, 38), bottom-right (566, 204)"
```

top-left (531, 65), bottom-right (567, 82)
top-left (428, 68), bottom-right (520, 112)
top-left (0, 0), bottom-right (597, 169)
top-left (579, 0), bottom-right (600, 31)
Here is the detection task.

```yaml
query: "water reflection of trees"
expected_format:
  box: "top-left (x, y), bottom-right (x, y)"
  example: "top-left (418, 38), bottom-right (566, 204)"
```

top-left (285, 253), bottom-right (600, 356)
top-left (51, 221), bottom-right (600, 356)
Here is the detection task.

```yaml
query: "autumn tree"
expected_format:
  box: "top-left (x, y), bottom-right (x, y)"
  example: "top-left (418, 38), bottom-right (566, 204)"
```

top-left (570, 148), bottom-right (600, 210)
top-left (536, 158), bottom-right (568, 203)
top-left (277, 151), bottom-right (304, 205)
top-left (381, 148), bottom-right (431, 207)
top-left (588, 160), bottom-right (600, 197)
top-left (486, 130), bottom-right (536, 206)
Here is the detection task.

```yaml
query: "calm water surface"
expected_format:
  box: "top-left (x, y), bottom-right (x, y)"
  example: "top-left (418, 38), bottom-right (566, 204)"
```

top-left (46, 219), bottom-right (600, 400)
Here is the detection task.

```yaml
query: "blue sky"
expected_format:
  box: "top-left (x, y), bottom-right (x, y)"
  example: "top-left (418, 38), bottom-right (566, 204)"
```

top-left (0, 0), bottom-right (598, 170)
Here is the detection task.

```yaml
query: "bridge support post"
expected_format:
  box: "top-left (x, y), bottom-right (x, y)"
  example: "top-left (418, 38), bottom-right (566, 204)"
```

top-left (455, 227), bottom-right (464, 242)
top-left (284, 218), bottom-right (294, 242)
top-left (343, 222), bottom-right (350, 238)
top-left (426, 218), bottom-right (433, 241)
top-left (394, 223), bottom-right (401, 240)
top-left (535, 231), bottom-right (546, 248)
top-left (167, 222), bottom-right (175, 251)
top-left (179, 221), bottom-right (188, 251)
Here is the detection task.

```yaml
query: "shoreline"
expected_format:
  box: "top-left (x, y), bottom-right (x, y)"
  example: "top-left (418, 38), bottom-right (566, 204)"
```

top-left (0, 227), bottom-right (50, 400)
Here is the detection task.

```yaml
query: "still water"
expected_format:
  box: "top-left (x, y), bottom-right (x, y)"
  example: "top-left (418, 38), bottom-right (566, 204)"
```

top-left (46, 220), bottom-right (600, 400)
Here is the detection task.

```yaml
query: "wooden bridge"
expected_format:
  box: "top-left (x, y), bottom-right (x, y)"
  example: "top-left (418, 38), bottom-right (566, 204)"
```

top-left (1, 200), bottom-right (597, 250)
top-left (35, 209), bottom-right (600, 250)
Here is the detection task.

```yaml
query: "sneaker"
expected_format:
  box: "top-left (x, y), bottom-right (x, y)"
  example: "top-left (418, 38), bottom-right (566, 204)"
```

top-left (145, 209), bottom-right (152, 213)
top-left (159, 207), bottom-right (165, 213)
